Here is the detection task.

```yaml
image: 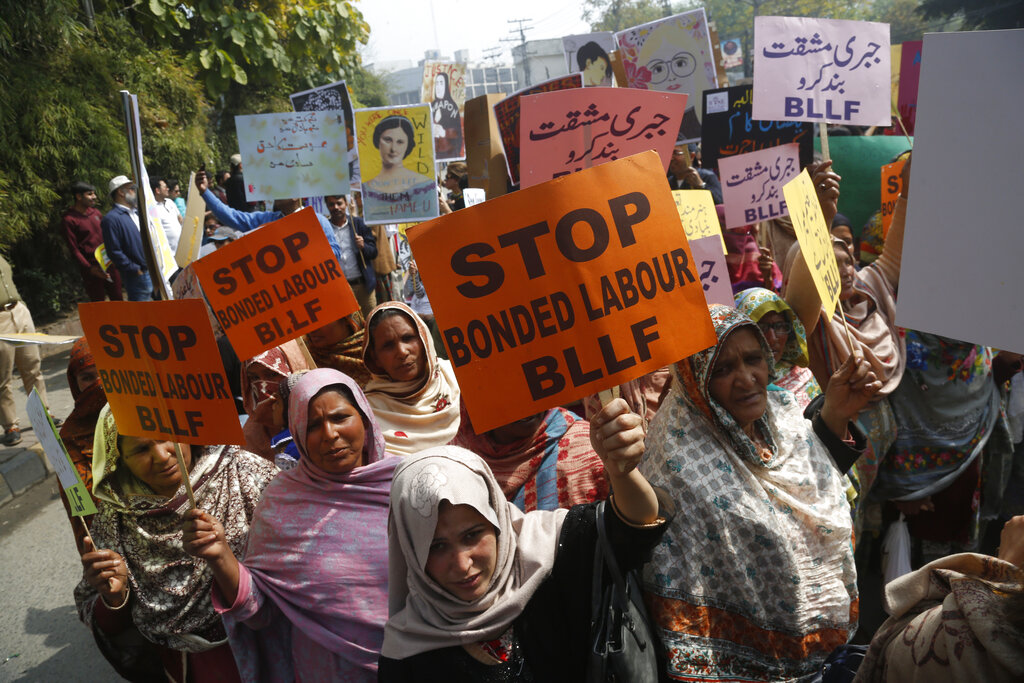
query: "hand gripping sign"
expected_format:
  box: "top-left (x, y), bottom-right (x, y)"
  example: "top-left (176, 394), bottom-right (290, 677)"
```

top-left (408, 151), bottom-right (716, 433)
top-left (192, 207), bottom-right (358, 361)
top-left (79, 299), bottom-right (244, 445)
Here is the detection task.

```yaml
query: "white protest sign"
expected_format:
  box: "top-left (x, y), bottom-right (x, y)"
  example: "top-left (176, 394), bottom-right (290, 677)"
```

top-left (896, 29), bottom-right (1024, 352)
top-left (753, 16), bottom-right (891, 126)
top-left (235, 110), bottom-right (349, 202)
top-left (27, 389), bottom-right (96, 516)
top-left (719, 143), bottom-right (800, 229)
top-left (463, 188), bottom-right (486, 207)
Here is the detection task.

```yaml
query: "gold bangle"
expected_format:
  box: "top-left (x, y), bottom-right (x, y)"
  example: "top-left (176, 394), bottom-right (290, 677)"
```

top-left (101, 584), bottom-right (130, 610)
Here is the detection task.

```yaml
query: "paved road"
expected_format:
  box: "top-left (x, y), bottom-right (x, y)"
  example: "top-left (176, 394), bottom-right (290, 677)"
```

top-left (0, 478), bottom-right (118, 681)
top-left (0, 347), bottom-right (118, 681)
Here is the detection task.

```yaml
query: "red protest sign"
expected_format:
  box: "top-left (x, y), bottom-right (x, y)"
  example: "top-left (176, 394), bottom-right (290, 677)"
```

top-left (79, 300), bottom-right (244, 445)
top-left (408, 151), bottom-right (716, 433)
top-left (191, 207), bottom-right (357, 360)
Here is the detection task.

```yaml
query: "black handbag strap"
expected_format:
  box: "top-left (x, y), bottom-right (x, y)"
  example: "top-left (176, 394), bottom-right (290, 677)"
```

top-left (597, 500), bottom-right (629, 596)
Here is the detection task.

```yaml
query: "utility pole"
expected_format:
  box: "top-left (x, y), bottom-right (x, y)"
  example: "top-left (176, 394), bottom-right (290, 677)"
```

top-left (501, 19), bottom-right (533, 87)
top-left (483, 47), bottom-right (503, 64)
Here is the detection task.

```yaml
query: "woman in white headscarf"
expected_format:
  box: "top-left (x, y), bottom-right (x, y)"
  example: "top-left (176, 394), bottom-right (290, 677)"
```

top-left (379, 398), bottom-right (669, 680)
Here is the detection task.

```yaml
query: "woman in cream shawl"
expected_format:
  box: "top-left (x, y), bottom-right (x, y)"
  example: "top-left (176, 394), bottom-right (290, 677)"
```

top-left (360, 301), bottom-right (461, 455)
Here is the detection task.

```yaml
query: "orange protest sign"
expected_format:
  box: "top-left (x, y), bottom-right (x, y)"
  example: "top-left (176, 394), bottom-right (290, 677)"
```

top-left (79, 299), bottom-right (244, 445)
top-left (191, 207), bottom-right (358, 360)
top-left (408, 151), bottom-right (716, 433)
top-left (880, 158), bottom-right (905, 237)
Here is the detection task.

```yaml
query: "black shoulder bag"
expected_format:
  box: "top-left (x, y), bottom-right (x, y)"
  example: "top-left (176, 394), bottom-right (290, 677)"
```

top-left (586, 500), bottom-right (660, 682)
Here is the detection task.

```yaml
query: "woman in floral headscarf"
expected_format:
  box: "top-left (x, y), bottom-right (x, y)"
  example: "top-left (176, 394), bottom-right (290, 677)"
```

top-left (735, 287), bottom-right (822, 408)
top-left (75, 406), bottom-right (276, 682)
top-left (641, 304), bottom-right (878, 681)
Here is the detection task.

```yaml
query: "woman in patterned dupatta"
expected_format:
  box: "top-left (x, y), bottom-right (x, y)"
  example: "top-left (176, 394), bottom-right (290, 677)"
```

top-left (641, 304), bottom-right (878, 681)
top-left (453, 401), bottom-right (608, 511)
top-left (75, 406), bottom-right (277, 682)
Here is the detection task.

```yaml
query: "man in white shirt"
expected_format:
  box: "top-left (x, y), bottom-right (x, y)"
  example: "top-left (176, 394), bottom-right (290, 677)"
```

top-left (149, 176), bottom-right (183, 252)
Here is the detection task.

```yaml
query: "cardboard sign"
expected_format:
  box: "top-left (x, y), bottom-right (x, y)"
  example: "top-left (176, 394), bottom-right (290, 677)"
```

top-left (672, 189), bottom-right (726, 254)
top-left (291, 79), bottom-right (361, 187)
top-left (880, 158), bottom-right (905, 236)
top-left (520, 87), bottom-right (686, 188)
top-left (896, 40), bottom-right (922, 135)
top-left (689, 235), bottom-right (734, 307)
top-left (422, 62), bottom-right (467, 161)
top-left (563, 32), bottom-right (616, 87)
top-left (26, 389), bottom-right (97, 516)
top-left (719, 143), bottom-right (800, 229)
top-left (235, 110), bottom-right (349, 202)
top-left (354, 104), bottom-right (439, 225)
top-left (720, 37), bottom-right (743, 69)
top-left (896, 29), bottom-right (1024, 353)
top-left (783, 169), bottom-right (840, 317)
top-left (191, 208), bottom-right (357, 360)
top-left (465, 93), bottom-right (509, 199)
top-left (79, 299), bottom-right (244, 444)
top-left (175, 172), bottom-right (206, 268)
top-left (614, 9), bottom-right (718, 125)
top-left (494, 74), bottom-right (583, 186)
top-left (407, 151), bottom-right (716, 433)
top-left (753, 16), bottom-right (891, 126)
top-left (700, 85), bottom-right (813, 175)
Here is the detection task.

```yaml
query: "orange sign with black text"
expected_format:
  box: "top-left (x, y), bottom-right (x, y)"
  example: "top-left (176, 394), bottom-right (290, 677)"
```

top-left (79, 300), bottom-right (244, 445)
top-left (192, 207), bottom-right (358, 361)
top-left (408, 151), bottom-right (716, 433)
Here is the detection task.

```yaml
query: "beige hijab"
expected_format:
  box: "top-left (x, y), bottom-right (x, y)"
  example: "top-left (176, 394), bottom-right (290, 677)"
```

top-left (382, 447), bottom-right (568, 659)
top-left (784, 237), bottom-right (905, 395)
top-left (361, 302), bottom-right (461, 456)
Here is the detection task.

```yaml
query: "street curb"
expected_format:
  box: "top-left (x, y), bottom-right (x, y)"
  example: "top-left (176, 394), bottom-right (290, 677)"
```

top-left (0, 438), bottom-right (54, 508)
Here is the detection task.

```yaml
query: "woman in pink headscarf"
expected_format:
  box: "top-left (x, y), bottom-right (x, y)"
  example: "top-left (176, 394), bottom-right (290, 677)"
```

top-left (182, 369), bottom-right (400, 681)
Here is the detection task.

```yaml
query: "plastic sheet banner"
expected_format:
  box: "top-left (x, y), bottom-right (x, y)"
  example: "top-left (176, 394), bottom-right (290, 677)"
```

top-left (407, 151), bottom-right (716, 432)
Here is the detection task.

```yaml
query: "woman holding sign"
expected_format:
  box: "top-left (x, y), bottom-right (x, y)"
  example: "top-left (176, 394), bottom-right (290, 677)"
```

top-left (378, 411), bottom-right (668, 680)
top-left (182, 369), bottom-right (399, 681)
top-left (640, 304), bottom-right (880, 682)
top-left (784, 158), bottom-right (910, 522)
top-left (361, 302), bottom-right (461, 456)
top-left (75, 405), bottom-right (277, 682)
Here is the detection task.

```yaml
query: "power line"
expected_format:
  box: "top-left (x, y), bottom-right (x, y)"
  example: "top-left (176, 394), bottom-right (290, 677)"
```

top-left (501, 18), bottom-right (534, 86)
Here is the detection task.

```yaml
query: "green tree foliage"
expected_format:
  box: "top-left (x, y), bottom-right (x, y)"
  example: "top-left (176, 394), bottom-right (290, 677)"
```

top-left (918, 0), bottom-right (1024, 29)
top-left (0, 3), bottom-right (213, 316)
top-left (583, 0), bottom-right (675, 32)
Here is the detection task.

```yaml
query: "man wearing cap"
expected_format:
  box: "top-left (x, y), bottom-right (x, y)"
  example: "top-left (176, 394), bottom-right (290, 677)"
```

top-left (0, 254), bottom-right (49, 446)
top-left (224, 154), bottom-right (251, 212)
top-left (101, 175), bottom-right (152, 301)
top-left (194, 170), bottom-right (346, 266)
top-left (198, 226), bottom-right (240, 258)
top-left (60, 181), bottom-right (122, 302)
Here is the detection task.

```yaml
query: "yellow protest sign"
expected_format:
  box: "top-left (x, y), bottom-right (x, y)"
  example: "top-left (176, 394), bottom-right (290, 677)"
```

top-left (26, 389), bottom-right (96, 516)
top-left (783, 169), bottom-right (840, 316)
top-left (673, 189), bottom-right (726, 254)
top-left (175, 171), bottom-right (206, 268)
top-left (95, 244), bottom-right (111, 272)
